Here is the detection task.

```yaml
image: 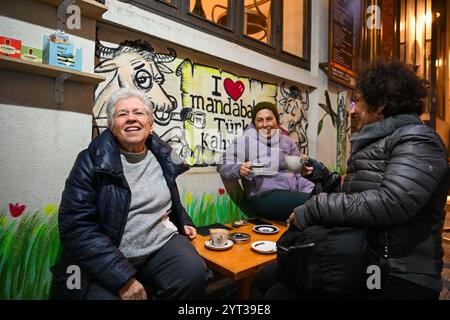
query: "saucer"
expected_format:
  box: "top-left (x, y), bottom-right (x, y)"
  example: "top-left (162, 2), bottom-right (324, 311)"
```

top-left (251, 241), bottom-right (277, 254)
top-left (229, 232), bottom-right (251, 244)
top-left (253, 171), bottom-right (277, 176)
top-left (252, 169), bottom-right (277, 176)
top-left (204, 239), bottom-right (233, 251)
top-left (252, 225), bottom-right (279, 234)
top-left (250, 163), bottom-right (276, 176)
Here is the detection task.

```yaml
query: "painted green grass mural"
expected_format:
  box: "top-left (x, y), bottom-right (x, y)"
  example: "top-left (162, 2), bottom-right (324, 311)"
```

top-left (183, 188), bottom-right (247, 226)
top-left (0, 204), bottom-right (61, 300)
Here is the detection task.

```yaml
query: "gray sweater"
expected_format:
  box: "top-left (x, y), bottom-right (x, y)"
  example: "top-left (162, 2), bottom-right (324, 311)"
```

top-left (118, 148), bottom-right (178, 264)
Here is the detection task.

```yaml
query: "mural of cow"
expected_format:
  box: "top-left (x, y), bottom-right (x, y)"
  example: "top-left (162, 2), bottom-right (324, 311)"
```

top-left (94, 39), bottom-right (191, 159)
top-left (278, 82), bottom-right (310, 154)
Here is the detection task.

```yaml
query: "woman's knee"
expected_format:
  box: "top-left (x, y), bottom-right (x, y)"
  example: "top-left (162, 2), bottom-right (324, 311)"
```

top-left (155, 259), bottom-right (208, 299)
top-left (187, 256), bottom-right (209, 285)
top-left (176, 253), bottom-right (209, 298)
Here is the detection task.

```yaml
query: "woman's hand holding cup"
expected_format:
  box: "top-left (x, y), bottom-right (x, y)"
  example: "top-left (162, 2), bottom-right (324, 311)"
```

top-left (240, 162), bottom-right (252, 177)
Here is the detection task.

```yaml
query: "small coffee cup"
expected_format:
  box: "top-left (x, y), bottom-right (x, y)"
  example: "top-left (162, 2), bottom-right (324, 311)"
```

top-left (251, 162), bottom-right (265, 175)
top-left (209, 228), bottom-right (229, 246)
top-left (285, 155), bottom-right (308, 173)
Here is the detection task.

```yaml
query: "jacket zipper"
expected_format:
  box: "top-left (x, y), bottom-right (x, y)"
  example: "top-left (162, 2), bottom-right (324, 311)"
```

top-left (383, 230), bottom-right (389, 259)
top-left (95, 169), bottom-right (131, 247)
top-left (116, 174), bottom-right (131, 247)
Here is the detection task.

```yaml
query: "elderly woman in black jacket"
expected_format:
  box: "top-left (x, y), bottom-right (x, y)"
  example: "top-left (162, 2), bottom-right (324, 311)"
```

top-left (50, 88), bottom-right (208, 300)
top-left (285, 60), bottom-right (450, 299)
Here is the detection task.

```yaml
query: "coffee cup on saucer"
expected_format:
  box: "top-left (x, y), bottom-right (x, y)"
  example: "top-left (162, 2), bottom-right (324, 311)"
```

top-left (209, 228), bottom-right (229, 247)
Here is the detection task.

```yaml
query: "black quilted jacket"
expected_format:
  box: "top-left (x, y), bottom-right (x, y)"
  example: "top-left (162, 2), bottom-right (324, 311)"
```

top-left (50, 129), bottom-right (191, 299)
top-left (299, 115), bottom-right (450, 289)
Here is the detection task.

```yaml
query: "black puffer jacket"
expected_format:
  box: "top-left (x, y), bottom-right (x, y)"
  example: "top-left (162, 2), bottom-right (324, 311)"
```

top-left (50, 130), bottom-right (192, 299)
top-left (297, 115), bottom-right (450, 290)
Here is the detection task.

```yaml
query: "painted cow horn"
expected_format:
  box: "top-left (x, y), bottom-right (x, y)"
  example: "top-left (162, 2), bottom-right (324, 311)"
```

top-left (280, 82), bottom-right (291, 99)
top-left (154, 48), bottom-right (177, 63)
top-left (95, 37), bottom-right (119, 59)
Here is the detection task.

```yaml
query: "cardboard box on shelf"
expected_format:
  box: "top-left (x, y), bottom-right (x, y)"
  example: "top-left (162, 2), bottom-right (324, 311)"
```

top-left (43, 34), bottom-right (82, 71)
top-left (21, 46), bottom-right (43, 63)
top-left (0, 36), bottom-right (21, 58)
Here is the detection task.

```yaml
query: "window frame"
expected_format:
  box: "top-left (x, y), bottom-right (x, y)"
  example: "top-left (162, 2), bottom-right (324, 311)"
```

top-left (128, 0), bottom-right (311, 70)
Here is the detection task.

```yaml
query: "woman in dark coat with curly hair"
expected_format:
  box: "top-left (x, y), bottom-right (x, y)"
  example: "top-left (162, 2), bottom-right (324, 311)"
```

top-left (285, 60), bottom-right (450, 299)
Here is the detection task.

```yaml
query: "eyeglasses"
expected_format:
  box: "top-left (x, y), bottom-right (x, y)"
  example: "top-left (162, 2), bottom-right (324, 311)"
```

top-left (115, 108), bottom-right (148, 119)
top-left (347, 99), bottom-right (356, 112)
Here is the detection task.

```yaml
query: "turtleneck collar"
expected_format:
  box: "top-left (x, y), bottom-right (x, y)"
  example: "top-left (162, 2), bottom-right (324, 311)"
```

top-left (119, 148), bottom-right (148, 164)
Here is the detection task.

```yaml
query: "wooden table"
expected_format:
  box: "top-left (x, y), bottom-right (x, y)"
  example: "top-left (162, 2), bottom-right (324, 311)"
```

top-left (192, 221), bottom-right (286, 299)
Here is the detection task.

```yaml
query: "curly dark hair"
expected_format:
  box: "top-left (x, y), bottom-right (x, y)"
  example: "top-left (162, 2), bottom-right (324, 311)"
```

top-left (356, 60), bottom-right (428, 118)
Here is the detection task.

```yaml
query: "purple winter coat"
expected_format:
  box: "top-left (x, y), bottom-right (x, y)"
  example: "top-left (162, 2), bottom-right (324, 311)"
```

top-left (217, 124), bottom-right (314, 199)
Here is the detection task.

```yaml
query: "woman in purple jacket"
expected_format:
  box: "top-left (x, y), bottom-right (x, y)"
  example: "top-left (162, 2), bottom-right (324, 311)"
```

top-left (217, 102), bottom-right (314, 221)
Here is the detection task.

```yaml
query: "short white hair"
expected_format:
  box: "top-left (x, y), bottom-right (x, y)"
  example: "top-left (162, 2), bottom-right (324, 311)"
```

top-left (105, 88), bottom-right (154, 128)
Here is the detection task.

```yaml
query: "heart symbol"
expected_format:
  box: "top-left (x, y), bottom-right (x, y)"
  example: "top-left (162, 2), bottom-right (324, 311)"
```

top-left (224, 78), bottom-right (245, 101)
top-left (9, 203), bottom-right (26, 218)
top-left (218, 188), bottom-right (225, 196)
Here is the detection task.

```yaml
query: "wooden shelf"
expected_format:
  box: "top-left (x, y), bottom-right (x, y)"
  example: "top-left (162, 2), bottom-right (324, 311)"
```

top-left (0, 55), bottom-right (105, 85)
top-left (35, 0), bottom-right (107, 20)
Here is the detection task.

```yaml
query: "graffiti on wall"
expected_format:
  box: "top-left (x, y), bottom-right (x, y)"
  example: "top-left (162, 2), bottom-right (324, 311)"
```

top-left (0, 204), bottom-right (60, 299)
top-left (176, 59), bottom-right (277, 165)
top-left (278, 82), bottom-right (310, 154)
top-left (94, 39), bottom-right (191, 160)
top-left (318, 90), bottom-right (350, 173)
top-left (93, 37), bottom-right (310, 165)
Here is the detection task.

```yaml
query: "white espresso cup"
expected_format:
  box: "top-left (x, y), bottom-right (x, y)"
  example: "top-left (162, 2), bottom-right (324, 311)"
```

top-left (251, 162), bottom-right (265, 175)
top-left (209, 228), bottom-right (229, 246)
top-left (285, 154), bottom-right (308, 173)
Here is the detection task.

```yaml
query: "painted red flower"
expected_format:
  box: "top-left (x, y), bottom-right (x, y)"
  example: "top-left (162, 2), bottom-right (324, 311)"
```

top-left (218, 188), bottom-right (225, 196)
top-left (9, 203), bottom-right (26, 218)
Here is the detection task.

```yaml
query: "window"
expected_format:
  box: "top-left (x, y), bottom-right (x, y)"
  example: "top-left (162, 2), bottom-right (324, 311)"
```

top-left (282, 0), bottom-right (306, 58)
top-left (129, 0), bottom-right (311, 69)
top-left (397, 0), bottom-right (447, 121)
top-left (398, 0), bottom-right (432, 81)
top-left (243, 0), bottom-right (272, 44)
top-left (190, 0), bottom-right (230, 27)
